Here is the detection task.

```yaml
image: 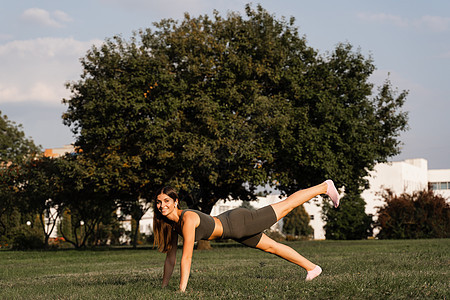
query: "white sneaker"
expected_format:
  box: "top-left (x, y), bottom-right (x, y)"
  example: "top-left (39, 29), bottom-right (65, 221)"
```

top-left (305, 265), bottom-right (322, 281)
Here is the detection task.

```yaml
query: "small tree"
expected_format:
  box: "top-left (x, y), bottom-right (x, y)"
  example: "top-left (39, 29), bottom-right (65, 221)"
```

top-left (88, 210), bottom-right (123, 246)
top-left (56, 154), bottom-right (117, 248)
top-left (376, 189), bottom-right (450, 239)
top-left (120, 198), bottom-right (152, 248)
top-left (0, 164), bottom-right (23, 245)
top-left (19, 156), bottom-right (63, 248)
top-left (282, 206), bottom-right (313, 238)
top-left (57, 209), bottom-right (74, 242)
top-left (323, 193), bottom-right (373, 240)
top-left (240, 200), bottom-right (256, 210)
top-left (0, 111), bottom-right (40, 164)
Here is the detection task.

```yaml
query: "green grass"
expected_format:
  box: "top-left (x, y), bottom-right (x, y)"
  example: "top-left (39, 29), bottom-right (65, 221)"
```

top-left (0, 239), bottom-right (449, 299)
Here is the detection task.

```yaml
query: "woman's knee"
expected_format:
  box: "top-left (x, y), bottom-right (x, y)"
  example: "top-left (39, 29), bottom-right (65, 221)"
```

top-left (258, 244), bottom-right (276, 254)
top-left (255, 234), bottom-right (278, 254)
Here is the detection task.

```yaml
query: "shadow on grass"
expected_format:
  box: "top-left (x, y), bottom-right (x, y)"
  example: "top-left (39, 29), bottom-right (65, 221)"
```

top-left (0, 241), bottom-right (249, 252)
top-left (71, 271), bottom-right (161, 288)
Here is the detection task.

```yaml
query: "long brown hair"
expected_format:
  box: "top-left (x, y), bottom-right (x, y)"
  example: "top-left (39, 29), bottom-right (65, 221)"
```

top-left (153, 186), bottom-right (178, 253)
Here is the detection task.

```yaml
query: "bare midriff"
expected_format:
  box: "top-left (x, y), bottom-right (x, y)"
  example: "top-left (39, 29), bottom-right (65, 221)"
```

top-left (208, 217), bottom-right (223, 240)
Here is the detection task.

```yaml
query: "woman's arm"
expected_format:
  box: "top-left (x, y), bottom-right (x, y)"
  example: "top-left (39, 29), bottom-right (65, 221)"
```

top-left (162, 232), bottom-right (178, 287)
top-left (179, 212), bottom-right (199, 292)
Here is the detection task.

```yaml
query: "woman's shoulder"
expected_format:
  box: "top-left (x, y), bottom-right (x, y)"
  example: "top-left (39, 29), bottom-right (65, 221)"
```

top-left (179, 210), bottom-right (201, 232)
top-left (180, 209), bottom-right (201, 221)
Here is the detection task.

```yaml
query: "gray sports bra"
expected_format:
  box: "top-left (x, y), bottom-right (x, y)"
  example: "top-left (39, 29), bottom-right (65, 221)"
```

top-left (179, 209), bottom-right (215, 241)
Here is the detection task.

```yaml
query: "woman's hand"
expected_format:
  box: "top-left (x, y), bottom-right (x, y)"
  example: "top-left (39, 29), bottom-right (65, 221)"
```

top-left (161, 232), bottom-right (178, 287)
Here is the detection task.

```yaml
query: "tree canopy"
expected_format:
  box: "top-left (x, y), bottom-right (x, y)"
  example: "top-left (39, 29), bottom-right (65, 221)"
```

top-left (0, 112), bottom-right (40, 164)
top-left (63, 4), bottom-right (408, 214)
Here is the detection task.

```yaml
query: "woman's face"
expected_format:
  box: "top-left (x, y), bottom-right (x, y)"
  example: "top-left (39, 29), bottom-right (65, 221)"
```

top-left (156, 193), bottom-right (178, 216)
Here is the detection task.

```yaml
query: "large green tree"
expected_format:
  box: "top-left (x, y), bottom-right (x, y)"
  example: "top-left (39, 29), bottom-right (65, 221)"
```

top-left (63, 5), bottom-right (408, 230)
top-left (0, 112), bottom-right (40, 164)
top-left (63, 5), bottom-right (293, 215)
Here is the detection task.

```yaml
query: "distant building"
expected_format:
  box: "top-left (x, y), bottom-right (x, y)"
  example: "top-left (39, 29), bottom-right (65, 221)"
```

top-left (428, 169), bottom-right (450, 199)
top-left (362, 159), bottom-right (429, 218)
top-left (43, 145), bottom-right (75, 158)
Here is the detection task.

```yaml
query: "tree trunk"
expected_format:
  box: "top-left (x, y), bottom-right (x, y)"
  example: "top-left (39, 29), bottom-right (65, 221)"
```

top-left (39, 214), bottom-right (50, 249)
top-left (196, 240), bottom-right (212, 250)
top-left (132, 219), bottom-right (140, 249)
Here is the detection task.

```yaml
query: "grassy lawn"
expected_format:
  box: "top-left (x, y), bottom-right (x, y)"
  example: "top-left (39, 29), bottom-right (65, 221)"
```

top-left (0, 239), bottom-right (448, 299)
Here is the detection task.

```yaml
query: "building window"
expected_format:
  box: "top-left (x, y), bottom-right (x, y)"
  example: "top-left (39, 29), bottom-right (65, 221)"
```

top-left (430, 182), bottom-right (450, 190)
top-left (310, 215), bottom-right (314, 220)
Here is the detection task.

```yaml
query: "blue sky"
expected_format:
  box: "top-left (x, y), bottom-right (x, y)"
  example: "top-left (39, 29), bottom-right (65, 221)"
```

top-left (1, 1), bottom-right (449, 169)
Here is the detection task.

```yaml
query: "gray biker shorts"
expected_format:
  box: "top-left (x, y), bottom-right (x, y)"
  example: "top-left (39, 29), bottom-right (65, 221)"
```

top-left (217, 206), bottom-right (277, 248)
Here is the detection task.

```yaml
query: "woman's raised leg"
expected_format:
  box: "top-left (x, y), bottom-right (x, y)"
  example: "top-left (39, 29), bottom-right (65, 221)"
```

top-left (270, 180), bottom-right (339, 221)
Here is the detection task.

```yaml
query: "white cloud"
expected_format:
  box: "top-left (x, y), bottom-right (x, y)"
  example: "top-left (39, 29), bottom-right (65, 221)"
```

top-left (21, 8), bottom-right (73, 28)
top-left (0, 85), bottom-right (20, 101)
top-left (0, 37), bottom-right (94, 58)
top-left (439, 50), bottom-right (450, 58)
top-left (0, 82), bottom-right (61, 103)
top-left (100, 0), bottom-right (206, 10)
top-left (53, 10), bottom-right (74, 23)
top-left (0, 37), bottom-right (102, 105)
top-left (416, 15), bottom-right (450, 32)
top-left (357, 12), bottom-right (450, 33)
top-left (357, 12), bottom-right (408, 28)
top-left (0, 33), bottom-right (13, 41)
top-left (98, 0), bottom-right (246, 18)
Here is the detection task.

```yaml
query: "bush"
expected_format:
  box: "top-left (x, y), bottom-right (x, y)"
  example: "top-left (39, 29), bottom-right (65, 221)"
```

top-left (282, 206), bottom-right (313, 239)
top-left (264, 230), bottom-right (285, 242)
top-left (0, 208), bottom-right (23, 248)
top-left (11, 226), bottom-right (45, 250)
top-left (323, 193), bottom-right (373, 240)
top-left (142, 233), bottom-right (154, 244)
top-left (376, 189), bottom-right (450, 239)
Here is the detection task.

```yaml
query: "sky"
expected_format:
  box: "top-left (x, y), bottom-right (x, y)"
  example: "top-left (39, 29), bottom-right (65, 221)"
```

top-left (1, 0), bottom-right (449, 169)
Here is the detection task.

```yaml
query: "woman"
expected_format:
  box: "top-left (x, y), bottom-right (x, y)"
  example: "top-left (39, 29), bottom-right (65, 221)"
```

top-left (153, 180), bottom-right (341, 292)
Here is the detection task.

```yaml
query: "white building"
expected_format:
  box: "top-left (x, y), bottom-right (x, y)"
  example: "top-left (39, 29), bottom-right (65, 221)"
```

top-left (428, 169), bottom-right (450, 199)
top-left (362, 159), bottom-right (429, 218)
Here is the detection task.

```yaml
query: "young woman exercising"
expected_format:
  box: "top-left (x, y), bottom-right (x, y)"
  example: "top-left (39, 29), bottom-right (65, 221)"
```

top-left (153, 180), bottom-right (341, 292)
